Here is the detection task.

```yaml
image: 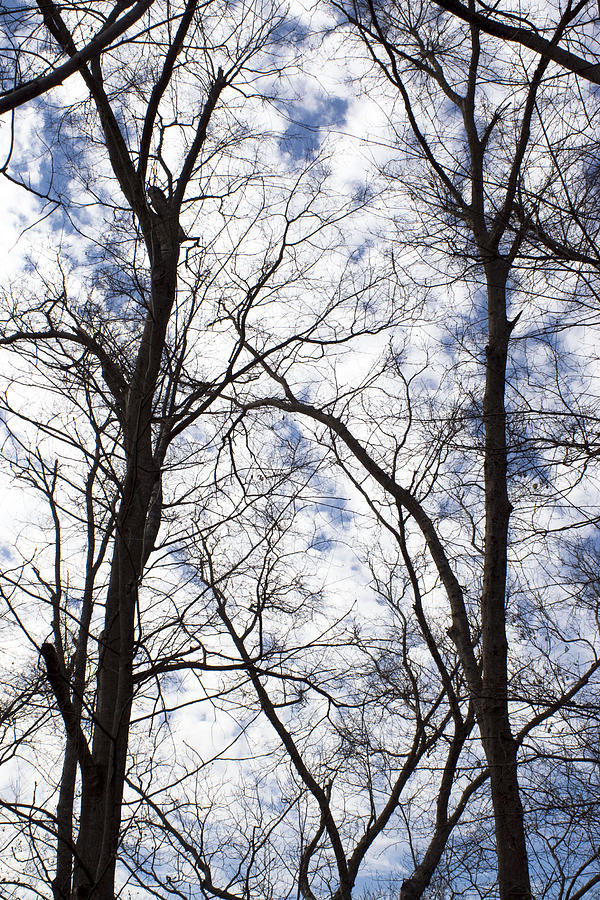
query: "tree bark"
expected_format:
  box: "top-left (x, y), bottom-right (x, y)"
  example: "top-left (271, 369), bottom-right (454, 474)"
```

top-left (478, 258), bottom-right (531, 900)
top-left (71, 236), bottom-right (179, 899)
top-left (53, 741), bottom-right (77, 900)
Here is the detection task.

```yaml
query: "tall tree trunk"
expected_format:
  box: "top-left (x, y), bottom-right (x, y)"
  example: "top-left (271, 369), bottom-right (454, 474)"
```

top-left (72, 241), bottom-right (178, 899)
top-left (479, 258), bottom-right (531, 900)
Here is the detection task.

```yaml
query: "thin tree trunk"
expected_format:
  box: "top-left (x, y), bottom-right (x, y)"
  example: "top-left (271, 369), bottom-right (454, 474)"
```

top-left (53, 740), bottom-right (77, 900)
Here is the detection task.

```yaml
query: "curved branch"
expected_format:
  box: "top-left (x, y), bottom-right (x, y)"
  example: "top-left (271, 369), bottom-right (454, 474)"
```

top-left (430, 0), bottom-right (600, 84)
top-left (0, 0), bottom-right (155, 115)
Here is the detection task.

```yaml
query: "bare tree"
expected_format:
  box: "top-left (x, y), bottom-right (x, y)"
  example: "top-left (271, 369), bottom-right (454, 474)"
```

top-left (0, 1), bottom-right (323, 896)
top-left (227, 2), bottom-right (600, 898)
